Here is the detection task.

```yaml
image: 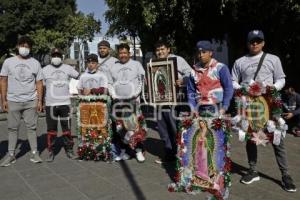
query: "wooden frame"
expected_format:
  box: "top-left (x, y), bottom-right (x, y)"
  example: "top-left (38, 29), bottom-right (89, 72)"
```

top-left (146, 57), bottom-right (178, 105)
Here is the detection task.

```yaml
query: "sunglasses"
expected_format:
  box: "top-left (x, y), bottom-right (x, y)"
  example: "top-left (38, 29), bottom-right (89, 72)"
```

top-left (249, 39), bottom-right (264, 45)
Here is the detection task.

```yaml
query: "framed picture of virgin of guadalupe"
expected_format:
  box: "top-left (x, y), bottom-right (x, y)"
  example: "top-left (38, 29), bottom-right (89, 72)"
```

top-left (146, 57), bottom-right (178, 105)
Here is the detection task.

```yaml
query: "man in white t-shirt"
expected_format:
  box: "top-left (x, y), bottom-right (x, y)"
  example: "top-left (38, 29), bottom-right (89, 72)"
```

top-left (110, 43), bottom-right (146, 163)
top-left (0, 36), bottom-right (43, 166)
top-left (42, 48), bottom-right (79, 162)
top-left (232, 30), bottom-right (296, 192)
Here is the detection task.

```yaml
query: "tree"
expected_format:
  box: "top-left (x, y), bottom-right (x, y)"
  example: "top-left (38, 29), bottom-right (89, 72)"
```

top-left (0, 0), bottom-right (76, 57)
top-left (105, 0), bottom-right (300, 86)
top-left (64, 12), bottom-right (101, 71)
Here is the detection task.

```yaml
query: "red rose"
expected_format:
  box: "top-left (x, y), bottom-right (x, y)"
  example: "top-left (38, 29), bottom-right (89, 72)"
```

top-left (249, 83), bottom-right (261, 96)
top-left (235, 89), bottom-right (243, 97)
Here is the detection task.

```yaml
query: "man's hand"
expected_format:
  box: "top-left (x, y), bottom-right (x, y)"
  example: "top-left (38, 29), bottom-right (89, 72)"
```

top-left (175, 79), bottom-right (183, 87)
top-left (219, 108), bottom-right (226, 115)
top-left (283, 112), bottom-right (293, 120)
top-left (37, 101), bottom-right (43, 112)
top-left (83, 88), bottom-right (91, 95)
top-left (2, 100), bottom-right (8, 112)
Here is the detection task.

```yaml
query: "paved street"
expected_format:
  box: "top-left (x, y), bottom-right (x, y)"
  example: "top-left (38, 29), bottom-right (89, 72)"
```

top-left (0, 114), bottom-right (299, 200)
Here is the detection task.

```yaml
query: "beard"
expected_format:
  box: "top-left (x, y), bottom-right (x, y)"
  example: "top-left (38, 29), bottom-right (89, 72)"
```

top-left (99, 52), bottom-right (109, 58)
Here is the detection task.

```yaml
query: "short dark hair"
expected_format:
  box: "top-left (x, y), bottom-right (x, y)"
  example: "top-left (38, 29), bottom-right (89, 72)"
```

top-left (154, 40), bottom-right (170, 49)
top-left (117, 43), bottom-right (130, 52)
top-left (17, 36), bottom-right (33, 48)
top-left (97, 40), bottom-right (110, 48)
top-left (86, 53), bottom-right (98, 63)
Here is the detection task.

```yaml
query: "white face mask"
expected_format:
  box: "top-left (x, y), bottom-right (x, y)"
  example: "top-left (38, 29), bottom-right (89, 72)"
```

top-left (18, 47), bottom-right (30, 57)
top-left (51, 57), bottom-right (62, 66)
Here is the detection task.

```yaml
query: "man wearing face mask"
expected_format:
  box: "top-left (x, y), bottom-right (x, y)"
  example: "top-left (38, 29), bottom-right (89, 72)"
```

top-left (0, 36), bottom-right (43, 167)
top-left (41, 48), bottom-right (79, 162)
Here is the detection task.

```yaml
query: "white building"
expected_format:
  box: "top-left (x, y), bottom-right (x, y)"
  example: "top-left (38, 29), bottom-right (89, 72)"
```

top-left (68, 35), bottom-right (143, 71)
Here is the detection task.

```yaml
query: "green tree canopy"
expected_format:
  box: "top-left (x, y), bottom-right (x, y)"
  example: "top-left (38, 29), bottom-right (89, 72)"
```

top-left (0, 0), bottom-right (77, 56)
top-left (105, 0), bottom-right (299, 65)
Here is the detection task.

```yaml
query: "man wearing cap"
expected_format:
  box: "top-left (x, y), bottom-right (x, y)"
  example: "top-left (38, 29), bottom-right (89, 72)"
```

top-left (187, 40), bottom-right (233, 117)
top-left (154, 40), bottom-right (192, 164)
top-left (232, 30), bottom-right (297, 192)
top-left (0, 36), bottom-right (43, 167)
top-left (42, 47), bottom-right (79, 161)
top-left (97, 40), bottom-right (118, 74)
top-left (77, 53), bottom-right (111, 95)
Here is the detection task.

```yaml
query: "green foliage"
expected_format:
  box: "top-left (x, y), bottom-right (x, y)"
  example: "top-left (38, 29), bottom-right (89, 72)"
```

top-left (65, 12), bottom-right (101, 42)
top-left (0, 0), bottom-right (100, 63)
top-left (28, 29), bottom-right (69, 55)
top-left (105, 0), bottom-right (300, 69)
top-left (0, 0), bottom-right (76, 55)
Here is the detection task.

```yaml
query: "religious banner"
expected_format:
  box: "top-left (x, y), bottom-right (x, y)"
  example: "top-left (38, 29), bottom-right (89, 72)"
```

top-left (146, 57), bottom-right (178, 105)
top-left (76, 95), bottom-right (113, 161)
top-left (168, 114), bottom-right (231, 200)
top-left (231, 81), bottom-right (288, 146)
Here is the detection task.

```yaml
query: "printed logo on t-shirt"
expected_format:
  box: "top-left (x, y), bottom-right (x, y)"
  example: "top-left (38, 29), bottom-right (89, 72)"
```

top-left (84, 78), bottom-right (99, 88)
top-left (117, 67), bottom-right (132, 84)
top-left (51, 70), bottom-right (68, 88)
top-left (14, 64), bottom-right (34, 83)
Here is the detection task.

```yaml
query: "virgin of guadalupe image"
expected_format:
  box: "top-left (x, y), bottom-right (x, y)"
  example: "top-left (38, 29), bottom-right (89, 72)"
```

top-left (191, 119), bottom-right (216, 187)
top-left (153, 67), bottom-right (168, 100)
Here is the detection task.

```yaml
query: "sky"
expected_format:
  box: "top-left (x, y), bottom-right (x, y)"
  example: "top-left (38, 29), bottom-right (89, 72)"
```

top-left (76, 0), bottom-right (109, 34)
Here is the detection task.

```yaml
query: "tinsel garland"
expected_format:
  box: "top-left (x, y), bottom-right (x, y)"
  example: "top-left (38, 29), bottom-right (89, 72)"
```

top-left (168, 112), bottom-right (232, 200)
top-left (233, 82), bottom-right (287, 145)
top-left (76, 94), bottom-right (113, 161)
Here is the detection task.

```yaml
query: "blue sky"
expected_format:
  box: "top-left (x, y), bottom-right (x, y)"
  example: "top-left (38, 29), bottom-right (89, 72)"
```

top-left (76, 0), bottom-right (109, 34)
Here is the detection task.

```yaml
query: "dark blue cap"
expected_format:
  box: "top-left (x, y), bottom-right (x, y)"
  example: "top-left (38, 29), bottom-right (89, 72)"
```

top-left (196, 40), bottom-right (213, 51)
top-left (248, 30), bottom-right (264, 41)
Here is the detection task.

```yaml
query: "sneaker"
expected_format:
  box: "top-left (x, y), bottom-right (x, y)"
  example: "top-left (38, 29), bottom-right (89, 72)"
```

top-left (30, 152), bottom-right (42, 163)
top-left (114, 155), bottom-right (122, 162)
top-left (135, 149), bottom-right (145, 163)
top-left (66, 151), bottom-right (78, 160)
top-left (0, 154), bottom-right (16, 167)
top-left (240, 170), bottom-right (260, 184)
top-left (292, 129), bottom-right (300, 137)
top-left (46, 151), bottom-right (54, 162)
top-left (282, 175), bottom-right (297, 192)
top-left (120, 149), bottom-right (130, 160)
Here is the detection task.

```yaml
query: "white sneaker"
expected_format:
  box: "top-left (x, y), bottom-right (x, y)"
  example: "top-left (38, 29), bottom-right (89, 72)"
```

top-left (0, 154), bottom-right (16, 167)
top-left (114, 155), bottom-right (122, 162)
top-left (30, 151), bottom-right (42, 163)
top-left (135, 149), bottom-right (145, 163)
top-left (120, 149), bottom-right (130, 160)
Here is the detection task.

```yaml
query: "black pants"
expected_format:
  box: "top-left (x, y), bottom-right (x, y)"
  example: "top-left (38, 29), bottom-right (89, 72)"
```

top-left (46, 105), bottom-right (73, 152)
top-left (46, 105), bottom-right (71, 132)
top-left (246, 138), bottom-right (289, 176)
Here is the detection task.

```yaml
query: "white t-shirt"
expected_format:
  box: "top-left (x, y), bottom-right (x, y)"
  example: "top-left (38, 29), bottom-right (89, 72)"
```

top-left (42, 64), bottom-right (79, 106)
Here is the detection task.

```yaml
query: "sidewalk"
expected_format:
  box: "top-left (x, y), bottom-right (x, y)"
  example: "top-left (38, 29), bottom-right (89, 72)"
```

top-left (0, 118), bottom-right (299, 200)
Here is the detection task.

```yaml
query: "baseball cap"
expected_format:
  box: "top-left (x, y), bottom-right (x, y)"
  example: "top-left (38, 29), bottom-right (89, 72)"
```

top-left (51, 48), bottom-right (63, 57)
top-left (196, 40), bottom-right (213, 51)
top-left (248, 30), bottom-right (264, 42)
top-left (86, 54), bottom-right (98, 63)
top-left (98, 40), bottom-right (110, 48)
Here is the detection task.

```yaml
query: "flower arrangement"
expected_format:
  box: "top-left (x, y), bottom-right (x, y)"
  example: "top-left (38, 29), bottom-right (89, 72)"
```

top-left (232, 82), bottom-right (287, 146)
top-left (76, 94), bottom-right (113, 161)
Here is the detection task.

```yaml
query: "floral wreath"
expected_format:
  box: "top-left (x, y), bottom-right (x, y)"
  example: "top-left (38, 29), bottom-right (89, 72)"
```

top-left (76, 95), bottom-right (113, 161)
top-left (168, 113), bottom-right (232, 200)
top-left (232, 81), bottom-right (287, 146)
